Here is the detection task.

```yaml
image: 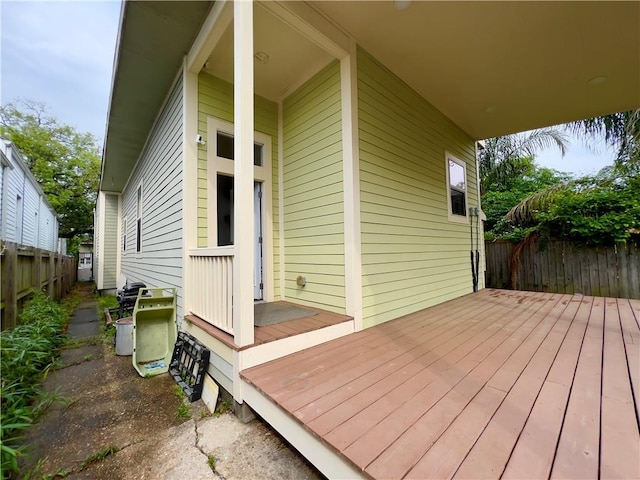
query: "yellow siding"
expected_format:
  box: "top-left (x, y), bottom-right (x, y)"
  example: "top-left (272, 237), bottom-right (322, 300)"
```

top-left (282, 61), bottom-right (345, 313)
top-left (358, 48), bottom-right (481, 328)
top-left (197, 72), bottom-right (280, 298)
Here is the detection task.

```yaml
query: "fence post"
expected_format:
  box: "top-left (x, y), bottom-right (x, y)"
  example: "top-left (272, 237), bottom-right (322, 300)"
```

top-left (2, 242), bottom-right (18, 329)
top-left (47, 251), bottom-right (55, 298)
top-left (32, 248), bottom-right (42, 292)
top-left (55, 253), bottom-right (62, 300)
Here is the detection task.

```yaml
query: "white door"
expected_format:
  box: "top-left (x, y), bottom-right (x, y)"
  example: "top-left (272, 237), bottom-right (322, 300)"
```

top-left (254, 182), bottom-right (264, 300)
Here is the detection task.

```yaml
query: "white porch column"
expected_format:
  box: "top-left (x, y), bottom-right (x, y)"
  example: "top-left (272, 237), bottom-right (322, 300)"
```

top-left (182, 59), bottom-right (199, 317)
top-left (233, 0), bottom-right (255, 347)
top-left (341, 40), bottom-right (363, 331)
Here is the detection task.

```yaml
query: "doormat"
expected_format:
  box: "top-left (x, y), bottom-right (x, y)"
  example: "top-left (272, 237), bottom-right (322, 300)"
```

top-left (254, 302), bottom-right (317, 327)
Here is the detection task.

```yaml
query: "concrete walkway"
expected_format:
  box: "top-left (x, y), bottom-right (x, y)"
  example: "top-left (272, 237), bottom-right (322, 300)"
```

top-left (21, 283), bottom-right (320, 480)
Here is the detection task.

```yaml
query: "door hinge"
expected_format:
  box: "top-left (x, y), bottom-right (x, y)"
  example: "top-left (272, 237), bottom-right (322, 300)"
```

top-left (258, 190), bottom-right (262, 199)
top-left (258, 236), bottom-right (263, 244)
top-left (259, 282), bottom-right (263, 290)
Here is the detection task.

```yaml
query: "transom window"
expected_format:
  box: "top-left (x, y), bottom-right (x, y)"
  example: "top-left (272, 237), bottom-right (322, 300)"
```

top-left (446, 153), bottom-right (467, 220)
top-left (216, 131), bottom-right (263, 166)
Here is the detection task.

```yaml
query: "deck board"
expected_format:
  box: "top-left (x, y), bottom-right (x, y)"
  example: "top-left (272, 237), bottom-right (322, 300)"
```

top-left (599, 298), bottom-right (640, 479)
top-left (241, 290), bottom-right (640, 479)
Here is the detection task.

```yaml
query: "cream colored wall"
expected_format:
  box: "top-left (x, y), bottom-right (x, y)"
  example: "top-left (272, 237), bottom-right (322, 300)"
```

top-left (357, 48), bottom-right (482, 328)
top-left (197, 72), bottom-right (280, 298)
top-left (282, 61), bottom-right (346, 314)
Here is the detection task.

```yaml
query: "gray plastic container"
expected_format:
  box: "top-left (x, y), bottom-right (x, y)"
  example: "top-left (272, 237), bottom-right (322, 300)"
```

top-left (115, 317), bottom-right (134, 356)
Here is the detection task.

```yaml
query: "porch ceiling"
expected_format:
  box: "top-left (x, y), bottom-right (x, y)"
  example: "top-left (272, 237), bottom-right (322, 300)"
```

top-left (312, 1), bottom-right (640, 139)
top-left (204, 4), bottom-right (335, 102)
top-left (101, 1), bottom-right (213, 192)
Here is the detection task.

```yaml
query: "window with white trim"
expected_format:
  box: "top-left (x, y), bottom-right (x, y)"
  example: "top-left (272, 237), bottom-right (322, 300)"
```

top-left (445, 153), bottom-right (467, 220)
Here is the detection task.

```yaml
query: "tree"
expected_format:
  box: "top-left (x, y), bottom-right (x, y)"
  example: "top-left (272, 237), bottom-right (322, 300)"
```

top-left (568, 109), bottom-right (640, 171)
top-left (478, 127), bottom-right (569, 193)
top-left (482, 160), bottom-right (569, 234)
top-left (0, 100), bottom-right (100, 243)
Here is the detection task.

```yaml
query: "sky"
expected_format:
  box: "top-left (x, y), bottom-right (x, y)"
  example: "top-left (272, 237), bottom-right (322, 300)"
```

top-left (0, 1), bottom-right (617, 176)
top-left (1, 1), bottom-right (121, 142)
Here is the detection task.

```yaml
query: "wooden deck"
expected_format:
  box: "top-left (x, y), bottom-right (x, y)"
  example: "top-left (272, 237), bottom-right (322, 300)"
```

top-left (241, 289), bottom-right (640, 479)
top-left (185, 301), bottom-right (352, 351)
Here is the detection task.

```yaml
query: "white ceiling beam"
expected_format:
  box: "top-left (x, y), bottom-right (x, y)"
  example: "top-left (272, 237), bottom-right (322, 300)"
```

top-left (258, 1), bottom-right (349, 59)
top-left (187, 0), bottom-right (233, 73)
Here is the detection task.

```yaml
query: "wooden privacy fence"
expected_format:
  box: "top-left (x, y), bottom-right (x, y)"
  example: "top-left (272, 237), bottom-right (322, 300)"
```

top-left (1, 241), bottom-right (77, 330)
top-left (485, 240), bottom-right (640, 299)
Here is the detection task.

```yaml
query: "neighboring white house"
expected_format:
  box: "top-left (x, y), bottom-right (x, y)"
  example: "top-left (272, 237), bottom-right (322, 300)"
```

top-left (78, 241), bottom-right (94, 281)
top-left (0, 138), bottom-right (59, 252)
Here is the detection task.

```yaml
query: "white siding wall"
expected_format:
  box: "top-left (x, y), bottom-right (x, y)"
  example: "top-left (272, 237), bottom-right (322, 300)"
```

top-left (120, 76), bottom-right (184, 319)
top-left (103, 193), bottom-right (119, 288)
top-left (0, 139), bottom-right (59, 251)
top-left (39, 196), bottom-right (57, 251)
top-left (22, 187), bottom-right (39, 247)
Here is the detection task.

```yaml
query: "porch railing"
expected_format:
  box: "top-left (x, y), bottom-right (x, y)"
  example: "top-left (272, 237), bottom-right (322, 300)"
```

top-left (188, 247), bottom-right (234, 334)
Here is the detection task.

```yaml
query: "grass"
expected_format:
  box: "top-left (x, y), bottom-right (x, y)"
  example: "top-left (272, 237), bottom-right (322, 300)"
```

top-left (176, 403), bottom-right (191, 420)
top-left (173, 384), bottom-right (191, 420)
top-left (1, 291), bottom-right (70, 478)
top-left (79, 445), bottom-right (120, 469)
top-left (214, 399), bottom-right (233, 417)
top-left (207, 455), bottom-right (217, 472)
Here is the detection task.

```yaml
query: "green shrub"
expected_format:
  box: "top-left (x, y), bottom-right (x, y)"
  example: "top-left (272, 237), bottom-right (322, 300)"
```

top-left (0, 291), bottom-right (68, 478)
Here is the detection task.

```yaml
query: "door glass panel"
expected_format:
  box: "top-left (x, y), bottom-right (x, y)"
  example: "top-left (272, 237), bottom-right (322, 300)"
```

top-left (254, 144), bottom-right (263, 166)
top-left (217, 174), bottom-right (234, 246)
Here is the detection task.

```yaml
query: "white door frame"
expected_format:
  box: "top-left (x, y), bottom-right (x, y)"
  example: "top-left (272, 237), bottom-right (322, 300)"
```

top-left (207, 117), bottom-right (274, 302)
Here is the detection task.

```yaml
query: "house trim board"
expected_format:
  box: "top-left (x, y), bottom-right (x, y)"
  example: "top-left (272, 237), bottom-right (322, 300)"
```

top-left (258, 1), bottom-right (348, 60)
top-left (205, 117), bottom-right (275, 303)
top-left (340, 38), bottom-right (364, 331)
top-left (240, 320), bottom-right (355, 370)
top-left (96, 191), bottom-right (106, 289)
top-left (187, 0), bottom-right (232, 74)
top-left (116, 194), bottom-right (122, 279)
top-left (242, 381), bottom-right (365, 480)
top-left (277, 101), bottom-right (285, 301)
top-left (182, 59), bottom-right (200, 316)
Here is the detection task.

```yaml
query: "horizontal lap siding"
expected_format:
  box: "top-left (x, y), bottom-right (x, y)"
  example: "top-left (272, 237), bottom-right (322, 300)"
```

top-left (121, 77), bottom-right (184, 319)
top-left (283, 61), bottom-right (345, 313)
top-left (358, 49), bottom-right (479, 328)
top-left (197, 73), bottom-right (280, 298)
top-left (103, 193), bottom-right (118, 288)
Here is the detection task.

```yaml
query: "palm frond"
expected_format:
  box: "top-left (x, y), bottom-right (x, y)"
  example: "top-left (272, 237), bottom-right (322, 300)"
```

top-left (505, 182), bottom-right (568, 225)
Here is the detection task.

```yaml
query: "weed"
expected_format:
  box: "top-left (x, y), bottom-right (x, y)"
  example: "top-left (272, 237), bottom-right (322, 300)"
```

top-left (176, 402), bottom-right (191, 420)
top-left (80, 445), bottom-right (120, 469)
top-left (22, 458), bottom-right (70, 480)
top-left (83, 354), bottom-right (93, 362)
top-left (207, 455), bottom-right (217, 472)
top-left (96, 295), bottom-right (118, 321)
top-left (214, 399), bottom-right (233, 417)
top-left (172, 384), bottom-right (186, 400)
top-left (0, 291), bottom-right (68, 476)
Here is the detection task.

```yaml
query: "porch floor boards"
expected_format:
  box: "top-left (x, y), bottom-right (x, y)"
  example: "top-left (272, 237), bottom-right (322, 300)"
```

top-left (241, 289), bottom-right (640, 479)
top-left (185, 301), bottom-right (352, 351)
